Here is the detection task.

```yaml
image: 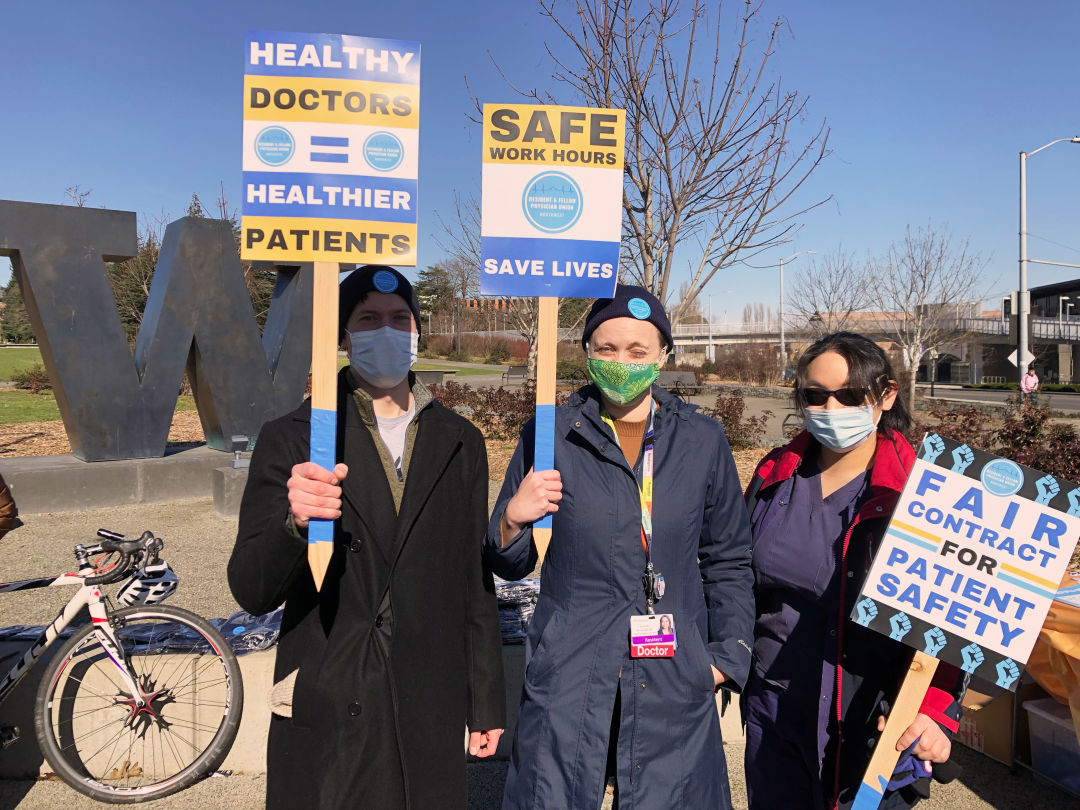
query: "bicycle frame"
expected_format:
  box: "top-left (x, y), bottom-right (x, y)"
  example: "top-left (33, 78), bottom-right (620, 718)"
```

top-left (0, 550), bottom-right (143, 708)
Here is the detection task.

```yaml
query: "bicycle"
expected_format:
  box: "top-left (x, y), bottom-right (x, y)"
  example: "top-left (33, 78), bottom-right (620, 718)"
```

top-left (0, 529), bottom-right (243, 803)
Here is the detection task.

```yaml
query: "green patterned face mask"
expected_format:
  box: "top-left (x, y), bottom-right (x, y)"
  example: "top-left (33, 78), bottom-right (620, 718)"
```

top-left (587, 358), bottom-right (660, 405)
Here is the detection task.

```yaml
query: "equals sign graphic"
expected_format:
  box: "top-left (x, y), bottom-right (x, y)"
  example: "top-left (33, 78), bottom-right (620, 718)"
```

top-left (310, 136), bottom-right (349, 163)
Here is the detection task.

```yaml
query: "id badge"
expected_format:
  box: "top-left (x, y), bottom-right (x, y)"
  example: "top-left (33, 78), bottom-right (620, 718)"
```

top-left (629, 613), bottom-right (677, 658)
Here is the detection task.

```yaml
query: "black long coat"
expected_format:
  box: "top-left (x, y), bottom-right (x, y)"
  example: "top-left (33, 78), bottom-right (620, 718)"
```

top-left (228, 375), bottom-right (505, 810)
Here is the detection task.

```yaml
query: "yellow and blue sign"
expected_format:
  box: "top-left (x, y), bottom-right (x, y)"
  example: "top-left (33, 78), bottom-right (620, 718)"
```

top-left (854, 434), bottom-right (1080, 690)
top-left (480, 103), bottom-right (624, 298)
top-left (241, 31), bottom-right (419, 264)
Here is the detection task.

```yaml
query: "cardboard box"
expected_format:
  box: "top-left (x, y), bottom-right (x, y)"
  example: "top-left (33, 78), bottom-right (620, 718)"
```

top-left (957, 681), bottom-right (1046, 765)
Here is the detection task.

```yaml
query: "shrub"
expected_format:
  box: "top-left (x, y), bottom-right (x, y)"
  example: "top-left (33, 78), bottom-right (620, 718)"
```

top-left (486, 341), bottom-right (512, 364)
top-left (423, 334), bottom-right (454, 358)
top-left (11, 363), bottom-right (52, 393)
top-left (910, 397), bottom-right (1080, 483)
top-left (429, 380), bottom-right (570, 440)
top-left (556, 357), bottom-right (587, 383)
top-left (711, 341), bottom-right (781, 386)
top-left (910, 404), bottom-right (994, 450)
top-left (700, 390), bottom-right (771, 449)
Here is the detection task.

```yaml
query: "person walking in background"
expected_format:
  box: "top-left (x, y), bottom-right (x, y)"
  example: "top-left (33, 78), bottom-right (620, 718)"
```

top-left (486, 285), bottom-right (754, 810)
top-left (742, 332), bottom-right (965, 809)
top-left (229, 266), bottom-right (505, 810)
top-left (1021, 367), bottom-right (1039, 404)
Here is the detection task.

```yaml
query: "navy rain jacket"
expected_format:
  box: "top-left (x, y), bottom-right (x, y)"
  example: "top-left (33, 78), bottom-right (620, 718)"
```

top-left (485, 385), bottom-right (754, 810)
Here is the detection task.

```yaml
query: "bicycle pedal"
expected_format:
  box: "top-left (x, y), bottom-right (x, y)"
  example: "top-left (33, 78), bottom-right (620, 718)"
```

top-left (0, 725), bottom-right (20, 749)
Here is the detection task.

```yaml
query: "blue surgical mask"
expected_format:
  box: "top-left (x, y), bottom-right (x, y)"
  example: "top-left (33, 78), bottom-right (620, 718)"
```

top-left (347, 326), bottom-right (418, 389)
top-left (803, 403), bottom-right (880, 452)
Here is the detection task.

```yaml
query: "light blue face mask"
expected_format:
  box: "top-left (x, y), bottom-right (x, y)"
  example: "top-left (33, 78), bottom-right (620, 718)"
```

top-left (803, 403), bottom-right (880, 452)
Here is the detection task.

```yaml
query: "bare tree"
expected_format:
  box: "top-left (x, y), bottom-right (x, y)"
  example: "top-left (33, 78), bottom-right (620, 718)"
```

top-left (674, 280), bottom-right (705, 324)
top-left (864, 224), bottom-right (985, 409)
top-left (788, 247), bottom-right (870, 337)
top-left (65, 185), bottom-right (93, 207)
top-left (485, 0), bottom-right (829, 323)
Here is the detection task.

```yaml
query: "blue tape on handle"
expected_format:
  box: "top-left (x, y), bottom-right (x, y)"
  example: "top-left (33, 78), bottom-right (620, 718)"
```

top-left (533, 403), bottom-right (556, 531)
top-left (851, 776), bottom-right (888, 810)
top-left (308, 407), bottom-right (337, 545)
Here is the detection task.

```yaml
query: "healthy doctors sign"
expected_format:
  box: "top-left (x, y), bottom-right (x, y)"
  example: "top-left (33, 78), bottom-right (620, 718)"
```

top-left (853, 433), bottom-right (1080, 690)
top-left (480, 104), bottom-right (624, 297)
top-left (241, 31), bottom-right (420, 263)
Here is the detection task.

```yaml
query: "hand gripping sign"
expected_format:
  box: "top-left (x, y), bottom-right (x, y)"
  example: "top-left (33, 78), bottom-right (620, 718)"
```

top-left (481, 103), bottom-right (624, 563)
top-left (850, 434), bottom-right (1080, 809)
top-left (241, 31), bottom-right (420, 590)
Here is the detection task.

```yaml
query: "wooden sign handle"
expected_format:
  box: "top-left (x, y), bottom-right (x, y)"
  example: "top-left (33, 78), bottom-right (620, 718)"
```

top-left (851, 650), bottom-right (940, 809)
top-left (532, 296), bottom-right (558, 564)
top-left (307, 261), bottom-right (340, 591)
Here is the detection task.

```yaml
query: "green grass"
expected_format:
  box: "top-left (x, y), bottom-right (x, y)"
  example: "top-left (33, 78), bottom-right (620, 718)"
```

top-left (0, 390), bottom-right (60, 423)
top-left (0, 347), bottom-right (44, 380)
top-left (413, 363), bottom-right (496, 376)
top-left (0, 391), bottom-right (197, 424)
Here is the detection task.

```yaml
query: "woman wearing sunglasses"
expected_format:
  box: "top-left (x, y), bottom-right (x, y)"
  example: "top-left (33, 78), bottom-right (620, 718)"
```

top-left (742, 332), bottom-right (965, 809)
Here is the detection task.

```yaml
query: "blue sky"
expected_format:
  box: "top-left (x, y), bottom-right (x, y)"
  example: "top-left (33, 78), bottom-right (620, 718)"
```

top-left (3, 0), bottom-right (1078, 323)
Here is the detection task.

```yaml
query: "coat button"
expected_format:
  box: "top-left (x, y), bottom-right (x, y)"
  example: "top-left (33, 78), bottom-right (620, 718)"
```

top-left (375, 615), bottom-right (384, 628)
top-left (640, 682), bottom-right (646, 689)
top-left (847, 571), bottom-right (854, 578)
top-left (349, 539), bottom-right (362, 552)
top-left (600, 443), bottom-right (607, 451)
top-left (574, 421), bottom-right (582, 428)
top-left (348, 701), bottom-right (362, 716)
top-left (876, 506), bottom-right (883, 512)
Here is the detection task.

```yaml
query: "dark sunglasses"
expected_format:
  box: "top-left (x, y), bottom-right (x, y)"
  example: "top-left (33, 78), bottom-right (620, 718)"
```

top-left (798, 386), bottom-right (870, 407)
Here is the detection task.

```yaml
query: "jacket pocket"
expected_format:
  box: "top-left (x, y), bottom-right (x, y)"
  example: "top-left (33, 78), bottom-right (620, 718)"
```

top-left (525, 607), bottom-right (564, 685)
top-left (681, 626), bottom-right (717, 693)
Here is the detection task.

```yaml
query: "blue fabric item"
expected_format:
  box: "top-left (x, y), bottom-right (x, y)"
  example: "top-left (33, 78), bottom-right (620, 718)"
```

top-left (533, 403), bottom-right (556, 531)
top-left (307, 407), bottom-right (336, 545)
top-left (485, 385), bottom-right (754, 810)
top-left (886, 742), bottom-right (932, 791)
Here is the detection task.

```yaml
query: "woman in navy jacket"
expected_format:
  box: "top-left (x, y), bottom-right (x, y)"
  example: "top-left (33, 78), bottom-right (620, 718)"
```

top-left (743, 332), bottom-right (965, 810)
top-left (485, 286), bottom-right (754, 810)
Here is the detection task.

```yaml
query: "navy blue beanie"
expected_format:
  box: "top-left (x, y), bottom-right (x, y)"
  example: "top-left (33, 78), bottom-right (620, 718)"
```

top-left (338, 265), bottom-right (422, 340)
top-left (581, 285), bottom-right (672, 351)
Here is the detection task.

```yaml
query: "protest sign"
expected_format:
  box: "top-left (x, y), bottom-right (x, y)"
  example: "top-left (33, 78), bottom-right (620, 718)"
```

top-left (241, 31), bottom-right (420, 589)
top-left (850, 433), bottom-right (1080, 809)
top-left (854, 432), bottom-right (1080, 689)
top-left (480, 103), bottom-right (623, 562)
top-left (241, 30), bottom-right (420, 264)
top-left (480, 103), bottom-right (624, 298)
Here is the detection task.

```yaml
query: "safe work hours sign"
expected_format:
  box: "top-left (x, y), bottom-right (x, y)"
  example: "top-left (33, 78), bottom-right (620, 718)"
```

top-left (853, 433), bottom-right (1080, 689)
top-left (480, 103), bottom-right (624, 297)
top-left (240, 31), bottom-right (420, 264)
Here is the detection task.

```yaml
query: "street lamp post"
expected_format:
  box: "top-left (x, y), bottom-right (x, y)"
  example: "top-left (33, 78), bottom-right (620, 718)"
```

top-left (779, 250), bottom-right (815, 371)
top-left (708, 295), bottom-right (714, 364)
top-left (1019, 137), bottom-right (1080, 385)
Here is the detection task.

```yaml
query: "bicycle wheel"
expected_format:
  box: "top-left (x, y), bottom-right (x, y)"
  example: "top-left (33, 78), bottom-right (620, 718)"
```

top-left (34, 604), bottom-right (243, 803)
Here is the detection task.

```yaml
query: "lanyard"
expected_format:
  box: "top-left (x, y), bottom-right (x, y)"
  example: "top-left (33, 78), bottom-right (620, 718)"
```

top-left (601, 400), bottom-right (655, 561)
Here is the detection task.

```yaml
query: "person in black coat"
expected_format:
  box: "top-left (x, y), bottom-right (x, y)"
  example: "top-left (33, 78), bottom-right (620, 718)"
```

top-left (228, 266), bottom-right (505, 810)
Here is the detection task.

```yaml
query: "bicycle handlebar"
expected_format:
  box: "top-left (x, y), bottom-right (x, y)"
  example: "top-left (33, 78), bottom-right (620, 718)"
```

top-left (82, 530), bottom-right (162, 586)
